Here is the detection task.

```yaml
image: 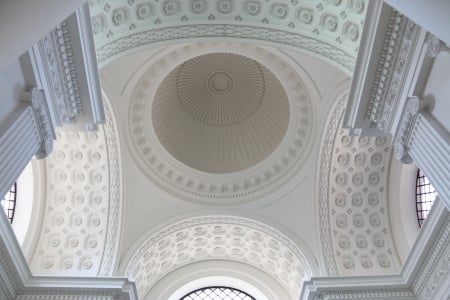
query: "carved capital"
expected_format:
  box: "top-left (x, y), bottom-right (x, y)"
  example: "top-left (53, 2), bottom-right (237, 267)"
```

top-left (22, 88), bottom-right (55, 159)
top-left (426, 34), bottom-right (442, 58)
top-left (393, 96), bottom-right (422, 164)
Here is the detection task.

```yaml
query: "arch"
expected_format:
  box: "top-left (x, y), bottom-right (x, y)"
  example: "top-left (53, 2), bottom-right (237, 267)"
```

top-left (89, 0), bottom-right (370, 75)
top-left (27, 96), bottom-right (123, 277)
top-left (316, 93), bottom-right (401, 276)
top-left (121, 215), bottom-right (313, 300)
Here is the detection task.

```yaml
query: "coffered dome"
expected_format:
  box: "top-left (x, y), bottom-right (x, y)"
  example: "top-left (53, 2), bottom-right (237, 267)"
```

top-left (152, 53), bottom-right (289, 173)
top-left (127, 42), bottom-right (313, 204)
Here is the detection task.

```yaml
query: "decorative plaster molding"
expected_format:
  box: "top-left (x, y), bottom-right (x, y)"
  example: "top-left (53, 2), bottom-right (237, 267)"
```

top-left (29, 100), bottom-right (122, 277)
top-left (0, 196), bottom-right (136, 300)
top-left (30, 128), bottom-right (110, 276)
top-left (40, 23), bottom-right (83, 126)
top-left (412, 213), bottom-right (450, 300)
top-left (425, 34), bottom-right (447, 58)
top-left (123, 216), bottom-right (312, 300)
top-left (98, 99), bottom-right (122, 276)
top-left (23, 88), bottom-right (55, 159)
top-left (127, 41), bottom-right (313, 204)
top-left (303, 200), bottom-right (450, 300)
top-left (343, 3), bottom-right (427, 137)
top-left (318, 94), bottom-right (400, 276)
top-left (0, 243), bottom-right (18, 300)
top-left (89, 0), bottom-right (369, 73)
top-left (312, 287), bottom-right (415, 299)
top-left (393, 96), bottom-right (422, 164)
top-left (317, 96), bottom-right (346, 276)
top-left (29, 3), bottom-right (105, 131)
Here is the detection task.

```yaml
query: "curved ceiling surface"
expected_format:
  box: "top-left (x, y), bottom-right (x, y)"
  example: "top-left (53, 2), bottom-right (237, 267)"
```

top-left (152, 52), bottom-right (289, 173)
top-left (89, 0), bottom-right (369, 74)
top-left (126, 41), bottom-right (313, 204)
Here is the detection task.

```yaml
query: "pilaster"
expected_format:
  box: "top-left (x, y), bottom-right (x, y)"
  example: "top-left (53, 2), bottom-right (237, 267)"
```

top-left (0, 88), bottom-right (53, 200)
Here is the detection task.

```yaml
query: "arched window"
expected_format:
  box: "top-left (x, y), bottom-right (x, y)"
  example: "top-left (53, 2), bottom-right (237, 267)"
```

top-left (180, 286), bottom-right (256, 300)
top-left (1, 183), bottom-right (17, 224)
top-left (416, 169), bottom-right (437, 227)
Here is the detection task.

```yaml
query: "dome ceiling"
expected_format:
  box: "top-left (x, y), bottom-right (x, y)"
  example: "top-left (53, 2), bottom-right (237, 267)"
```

top-left (126, 41), bottom-right (313, 204)
top-left (152, 52), bottom-right (289, 173)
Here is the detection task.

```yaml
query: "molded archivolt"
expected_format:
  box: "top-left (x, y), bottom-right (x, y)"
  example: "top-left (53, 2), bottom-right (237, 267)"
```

top-left (127, 41), bottom-right (313, 204)
top-left (89, 0), bottom-right (368, 74)
top-left (28, 99), bottom-right (122, 277)
top-left (317, 96), bottom-right (401, 276)
top-left (122, 216), bottom-right (312, 300)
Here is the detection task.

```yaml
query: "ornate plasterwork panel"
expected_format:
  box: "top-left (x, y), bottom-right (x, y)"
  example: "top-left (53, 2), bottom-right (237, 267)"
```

top-left (29, 102), bottom-right (121, 277)
top-left (123, 216), bottom-right (312, 300)
top-left (127, 41), bottom-right (313, 204)
top-left (318, 97), bottom-right (400, 276)
top-left (89, 0), bottom-right (368, 73)
top-left (412, 214), bottom-right (450, 300)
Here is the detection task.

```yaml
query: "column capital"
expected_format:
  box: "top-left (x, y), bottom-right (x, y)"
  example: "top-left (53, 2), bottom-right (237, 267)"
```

top-left (393, 96), bottom-right (423, 163)
top-left (22, 88), bottom-right (55, 159)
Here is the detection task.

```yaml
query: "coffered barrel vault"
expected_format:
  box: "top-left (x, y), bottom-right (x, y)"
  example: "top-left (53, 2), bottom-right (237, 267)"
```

top-left (89, 0), bottom-right (369, 74)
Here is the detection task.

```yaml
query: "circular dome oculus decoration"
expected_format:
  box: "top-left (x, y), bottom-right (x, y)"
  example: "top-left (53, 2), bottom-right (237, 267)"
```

top-left (152, 53), bottom-right (289, 173)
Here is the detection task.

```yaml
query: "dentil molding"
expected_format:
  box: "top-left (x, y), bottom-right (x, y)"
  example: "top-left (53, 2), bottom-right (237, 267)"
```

top-left (29, 3), bottom-right (104, 131)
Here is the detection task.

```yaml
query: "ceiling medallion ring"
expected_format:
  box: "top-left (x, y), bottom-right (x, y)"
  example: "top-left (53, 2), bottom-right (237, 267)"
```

top-left (207, 70), bottom-right (235, 96)
top-left (127, 41), bottom-right (313, 204)
top-left (174, 52), bottom-right (267, 127)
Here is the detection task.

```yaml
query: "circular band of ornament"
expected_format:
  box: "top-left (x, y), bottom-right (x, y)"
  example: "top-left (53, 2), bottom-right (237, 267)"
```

top-left (127, 41), bottom-right (313, 204)
top-left (123, 216), bottom-right (312, 299)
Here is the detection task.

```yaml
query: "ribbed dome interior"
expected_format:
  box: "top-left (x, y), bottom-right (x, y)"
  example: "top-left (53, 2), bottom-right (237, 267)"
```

top-left (152, 53), bottom-right (289, 173)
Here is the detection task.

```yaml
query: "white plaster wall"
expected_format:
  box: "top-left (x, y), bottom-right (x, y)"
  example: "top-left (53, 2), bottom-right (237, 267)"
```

top-left (386, 0), bottom-right (450, 45)
top-left (423, 51), bottom-right (450, 132)
top-left (0, 1), bottom-right (85, 70)
top-left (0, 56), bottom-right (34, 131)
top-left (388, 158), bottom-right (420, 264)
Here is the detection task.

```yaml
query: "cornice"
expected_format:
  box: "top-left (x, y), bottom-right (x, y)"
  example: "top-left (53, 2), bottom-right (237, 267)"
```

top-left (29, 3), bottom-right (104, 131)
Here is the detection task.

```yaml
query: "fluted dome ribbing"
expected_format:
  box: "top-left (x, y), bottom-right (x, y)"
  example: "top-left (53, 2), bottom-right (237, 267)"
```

top-left (152, 53), bottom-right (290, 173)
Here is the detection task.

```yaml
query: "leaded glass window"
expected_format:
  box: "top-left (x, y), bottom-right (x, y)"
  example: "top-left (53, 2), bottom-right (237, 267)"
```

top-left (180, 286), bottom-right (256, 300)
top-left (1, 183), bottom-right (17, 224)
top-left (416, 169), bottom-right (437, 227)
